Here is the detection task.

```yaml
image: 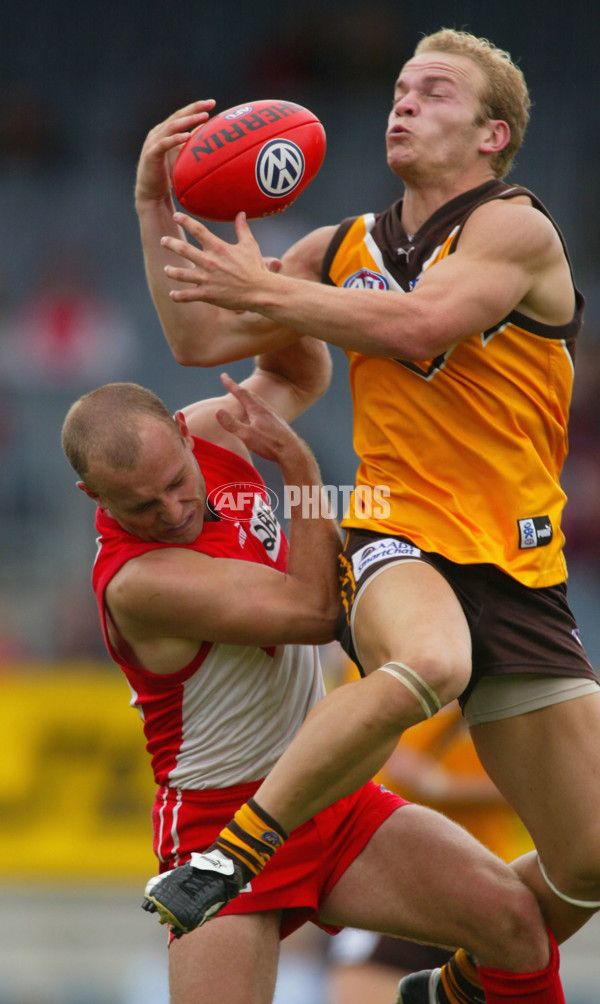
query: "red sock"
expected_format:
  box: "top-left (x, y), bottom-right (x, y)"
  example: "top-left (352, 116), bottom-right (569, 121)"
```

top-left (477, 929), bottom-right (564, 1004)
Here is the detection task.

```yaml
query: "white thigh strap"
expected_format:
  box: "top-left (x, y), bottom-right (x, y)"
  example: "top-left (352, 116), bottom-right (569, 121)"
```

top-left (377, 662), bottom-right (442, 719)
top-left (538, 854), bottom-right (600, 909)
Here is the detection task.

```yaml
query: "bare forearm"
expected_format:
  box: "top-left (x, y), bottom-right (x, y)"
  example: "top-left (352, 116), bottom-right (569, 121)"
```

top-left (163, 221), bottom-right (448, 359)
top-left (212, 377), bottom-right (341, 627)
top-left (245, 271), bottom-right (441, 359)
top-left (137, 198), bottom-right (228, 363)
top-left (288, 507), bottom-right (341, 629)
top-left (139, 205), bottom-right (309, 368)
top-left (162, 208), bottom-right (539, 361)
top-left (252, 337), bottom-right (332, 421)
top-left (278, 440), bottom-right (341, 623)
top-left (139, 208), bottom-right (331, 407)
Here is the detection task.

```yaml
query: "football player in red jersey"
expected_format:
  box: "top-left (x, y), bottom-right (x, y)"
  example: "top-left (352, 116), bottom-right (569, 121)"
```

top-left (64, 344), bottom-right (564, 1004)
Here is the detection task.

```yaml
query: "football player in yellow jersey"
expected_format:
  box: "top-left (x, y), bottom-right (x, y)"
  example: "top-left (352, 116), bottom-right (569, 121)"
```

top-left (135, 27), bottom-right (600, 1004)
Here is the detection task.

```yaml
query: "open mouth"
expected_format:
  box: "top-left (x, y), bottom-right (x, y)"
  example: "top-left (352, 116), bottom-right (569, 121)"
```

top-left (388, 124), bottom-right (411, 138)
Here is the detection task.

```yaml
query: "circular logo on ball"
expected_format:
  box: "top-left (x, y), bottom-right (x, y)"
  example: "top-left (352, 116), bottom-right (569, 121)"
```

top-left (256, 138), bottom-right (306, 198)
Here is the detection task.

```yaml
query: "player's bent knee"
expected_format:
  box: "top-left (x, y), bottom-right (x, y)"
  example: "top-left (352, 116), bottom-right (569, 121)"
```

top-left (377, 663), bottom-right (443, 719)
top-left (470, 876), bottom-right (549, 968)
top-left (376, 654), bottom-right (468, 721)
top-left (539, 847), bottom-right (600, 907)
top-left (408, 644), bottom-right (470, 702)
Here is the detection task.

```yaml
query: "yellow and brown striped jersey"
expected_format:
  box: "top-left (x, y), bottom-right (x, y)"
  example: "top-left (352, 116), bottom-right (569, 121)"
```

top-left (322, 180), bottom-right (584, 587)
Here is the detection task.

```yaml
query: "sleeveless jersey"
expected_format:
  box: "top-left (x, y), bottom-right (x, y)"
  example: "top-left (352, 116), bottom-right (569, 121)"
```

top-left (92, 437), bottom-right (324, 789)
top-left (322, 180), bottom-right (584, 587)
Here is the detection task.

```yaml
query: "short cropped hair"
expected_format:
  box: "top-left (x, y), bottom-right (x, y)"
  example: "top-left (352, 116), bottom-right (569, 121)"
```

top-left (415, 28), bottom-right (531, 177)
top-left (62, 381), bottom-right (177, 482)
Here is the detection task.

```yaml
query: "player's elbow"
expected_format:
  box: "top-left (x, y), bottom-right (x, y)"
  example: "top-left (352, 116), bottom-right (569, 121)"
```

top-left (281, 575), bottom-right (339, 645)
top-left (290, 607), bottom-right (338, 645)
top-left (170, 339), bottom-right (242, 368)
top-left (297, 343), bottom-right (333, 406)
top-left (169, 345), bottom-right (201, 367)
top-left (311, 620), bottom-right (337, 645)
top-left (316, 345), bottom-right (334, 396)
top-left (175, 351), bottom-right (216, 369)
top-left (312, 579), bottom-right (342, 643)
top-left (160, 329), bottom-right (215, 369)
top-left (388, 317), bottom-right (456, 361)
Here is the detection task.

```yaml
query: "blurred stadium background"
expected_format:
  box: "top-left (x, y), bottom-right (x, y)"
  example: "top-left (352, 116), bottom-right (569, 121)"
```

top-left (2, 1), bottom-right (600, 1001)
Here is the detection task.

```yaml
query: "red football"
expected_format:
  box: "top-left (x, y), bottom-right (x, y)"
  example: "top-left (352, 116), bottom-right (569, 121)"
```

top-left (171, 99), bottom-right (326, 222)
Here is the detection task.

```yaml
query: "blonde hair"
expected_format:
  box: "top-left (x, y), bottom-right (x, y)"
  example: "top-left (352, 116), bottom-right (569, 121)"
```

top-left (62, 381), bottom-right (178, 482)
top-left (415, 28), bottom-right (531, 177)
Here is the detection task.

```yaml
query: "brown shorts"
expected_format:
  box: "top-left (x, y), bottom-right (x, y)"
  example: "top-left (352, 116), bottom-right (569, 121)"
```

top-left (335, 528), bottom-right (597, 708)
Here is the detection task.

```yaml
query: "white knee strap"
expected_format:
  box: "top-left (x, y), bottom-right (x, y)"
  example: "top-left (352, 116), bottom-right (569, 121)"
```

top-left (538, 854), bottom-right (600, 909)
top-left (377, 662), bottom-right (442, 719)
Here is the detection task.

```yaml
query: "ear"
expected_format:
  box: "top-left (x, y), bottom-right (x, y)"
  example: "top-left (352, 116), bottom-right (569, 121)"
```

top-left (479, 119), bottom-right (511, 155)
top-left (77, 480), bottom-right (102, 505)
top-left (174, 410), bottom-right (194, 446)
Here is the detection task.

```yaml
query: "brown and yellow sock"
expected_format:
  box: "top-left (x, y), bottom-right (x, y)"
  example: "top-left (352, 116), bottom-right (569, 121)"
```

top-left (439, 949), bottom-right (485, 1004)
top-left (208, 797), bottom-right (288, 886)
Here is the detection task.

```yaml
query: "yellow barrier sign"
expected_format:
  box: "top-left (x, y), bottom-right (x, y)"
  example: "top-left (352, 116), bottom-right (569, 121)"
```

top-left (0, 664), bottom-right (157, 882)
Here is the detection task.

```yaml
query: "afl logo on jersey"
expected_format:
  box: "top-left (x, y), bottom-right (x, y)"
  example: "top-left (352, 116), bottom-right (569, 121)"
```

top-left (207, 482), bottom-right (279, 522)
top-left (256, 139), bottom-right (305, 198)
top-left (343, 268), bottom-right (390, 290)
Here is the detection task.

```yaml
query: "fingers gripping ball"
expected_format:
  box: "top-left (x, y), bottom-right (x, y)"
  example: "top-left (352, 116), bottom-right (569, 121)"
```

top-left (172, 99), bottom-right (326, 222)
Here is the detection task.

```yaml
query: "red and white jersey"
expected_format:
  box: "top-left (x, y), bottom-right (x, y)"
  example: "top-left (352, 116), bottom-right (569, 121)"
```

top-left (92, 437), bottom-right (324, 789)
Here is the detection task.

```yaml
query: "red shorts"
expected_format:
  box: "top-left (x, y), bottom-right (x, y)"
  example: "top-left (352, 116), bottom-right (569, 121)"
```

top-left (153, 779), bottom-right (405, 938)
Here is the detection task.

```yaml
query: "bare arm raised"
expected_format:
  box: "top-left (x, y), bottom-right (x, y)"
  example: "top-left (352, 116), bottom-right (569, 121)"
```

top-left (135, 100), bottom-right (332, 365)
top-left (182, 331), bottom-right (332, 454)
top-left (160, 198), bottom-right (575, 361)
top-left (135, 103), bottom-right (333, 437)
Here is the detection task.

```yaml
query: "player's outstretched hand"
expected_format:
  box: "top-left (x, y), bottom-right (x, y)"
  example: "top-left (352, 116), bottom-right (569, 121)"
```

top-left (161, 211), bottom-right (271, 311)
top-left (135, 100), bottom-right (216, 207)
top-left (216, 373), bottom-right (305, 466)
